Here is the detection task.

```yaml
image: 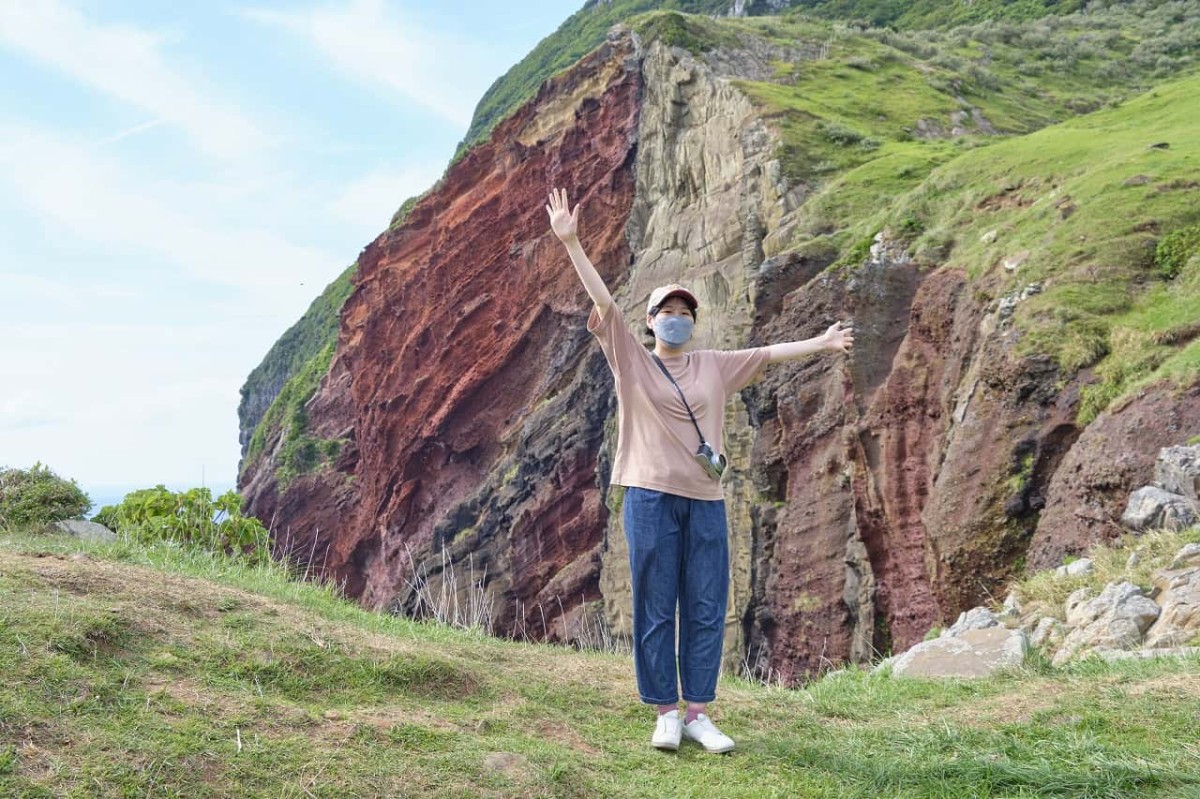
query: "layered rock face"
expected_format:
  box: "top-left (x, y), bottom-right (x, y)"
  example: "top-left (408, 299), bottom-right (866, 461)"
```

top-left (242, 34), bottom-right (642, 641)
top-left (241, 31), bottom-right (1200, 682)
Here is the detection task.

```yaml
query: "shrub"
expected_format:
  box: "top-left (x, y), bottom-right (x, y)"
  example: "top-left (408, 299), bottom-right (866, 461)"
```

top-left (0, 463), bottom-right (91, 529)
top-left (1155, 223), bottom-right (1200, 279)
top-left (818, 120), bottom-right (867, 147)
top-left (94, 486), bottom-right (272, 564)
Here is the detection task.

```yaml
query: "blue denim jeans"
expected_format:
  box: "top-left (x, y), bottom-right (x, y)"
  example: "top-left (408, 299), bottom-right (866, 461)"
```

top-left (622, 486), bottom-right (729, 705)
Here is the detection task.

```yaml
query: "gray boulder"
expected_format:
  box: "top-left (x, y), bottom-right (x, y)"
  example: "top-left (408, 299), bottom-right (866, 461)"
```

top-left (1169, 543), bottom-right (1200, 570)
top-left (891, 627), bottom-right (1028, 678)
top-left (1143, 553), bottom-right (1200, 649)
top-left (1120, 486), bottom-right (1197, 532)
top-left (1030, 617), bottom-right (1065, 650)
top-left (943, 607), bottom-right (1001, 637)
top-left (1054, 558), bottom-right (1094, 578)
top-left (53, 519), bottom-right (116, 543)
top-left (1053, 581), bottom-right (1161, 665)
top-left (1155, 445), bottom-right (1200, 503)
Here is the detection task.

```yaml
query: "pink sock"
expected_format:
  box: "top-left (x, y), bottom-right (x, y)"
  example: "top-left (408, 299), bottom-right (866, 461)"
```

top-left (684, 706), bottom-right (703, 724)
top-left (657, 704), bottom-right (677, 716)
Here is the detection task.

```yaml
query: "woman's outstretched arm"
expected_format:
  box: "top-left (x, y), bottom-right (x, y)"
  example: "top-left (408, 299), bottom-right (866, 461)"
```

top-left (546, 188), bottom-right (613, 315)
top-left (765, 320), bottom-right (854, 364)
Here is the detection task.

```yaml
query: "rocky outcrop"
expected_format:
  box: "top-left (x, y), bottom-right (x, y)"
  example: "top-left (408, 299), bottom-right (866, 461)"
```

top-left (1028, 385), bottom-right (1200, 570)
top-left (882, 539), bottom-right (1200, 675)
top-left (1053, 582), bottom-right (1162, 665)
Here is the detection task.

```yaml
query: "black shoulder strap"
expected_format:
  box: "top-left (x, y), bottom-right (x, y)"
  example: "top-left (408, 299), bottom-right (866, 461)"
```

top-left (650, 353), bottom-right (708, 447)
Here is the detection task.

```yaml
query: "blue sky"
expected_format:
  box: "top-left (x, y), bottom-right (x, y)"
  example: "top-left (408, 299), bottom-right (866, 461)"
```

top-left (1, 0), bottom-right (576, 504)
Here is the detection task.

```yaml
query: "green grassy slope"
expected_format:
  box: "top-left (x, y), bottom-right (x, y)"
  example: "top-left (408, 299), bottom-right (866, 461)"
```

top-left (789, 0), bottom-right (1086, 29)
top-left (459, 0), bottom-right (1178, 156)
top-left (2, 531), bottom-right (1199, 798)
top-left (776, 71), bottom-right (1200, 422)
top-left (238, 264), bottom-right (355, 486)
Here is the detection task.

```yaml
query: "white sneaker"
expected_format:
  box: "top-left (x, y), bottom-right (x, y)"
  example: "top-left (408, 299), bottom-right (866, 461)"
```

top-left (682, 714), bottom-right (735, 753)
top-left (651, 710), bottom-right (682, 750)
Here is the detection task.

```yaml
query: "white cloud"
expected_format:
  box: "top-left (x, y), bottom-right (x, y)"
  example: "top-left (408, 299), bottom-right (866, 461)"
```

top-left (0, 317), bottom-right (248, 486)
top-left (0, 0), bottom-right (270, 159)
top-left (244, 0), bottom-right (489, 129)
top-left (329, 163), bottom-right (443, 231)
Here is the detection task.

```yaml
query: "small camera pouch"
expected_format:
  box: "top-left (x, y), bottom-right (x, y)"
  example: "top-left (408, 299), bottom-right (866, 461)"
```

top-left (694, 442), bottom-right (727, 481)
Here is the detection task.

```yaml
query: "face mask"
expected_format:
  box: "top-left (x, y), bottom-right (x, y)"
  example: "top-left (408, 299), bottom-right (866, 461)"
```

top-left (653, 315), bottom-right (693, 346)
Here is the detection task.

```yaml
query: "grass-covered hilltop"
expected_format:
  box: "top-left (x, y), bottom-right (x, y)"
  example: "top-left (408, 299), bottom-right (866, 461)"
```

top-left (2, 525), bottom-right (1198, 798)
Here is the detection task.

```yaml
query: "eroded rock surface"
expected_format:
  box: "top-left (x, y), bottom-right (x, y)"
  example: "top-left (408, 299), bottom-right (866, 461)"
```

top-left (243, 35), bottom-right (643, 642)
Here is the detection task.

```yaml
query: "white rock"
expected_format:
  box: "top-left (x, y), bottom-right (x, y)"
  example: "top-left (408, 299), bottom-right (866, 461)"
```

top-left (53, 519), bottom-right (116, 543)
top-left (1064, 587), bottom-right (1095, 625)
top-left (1054, 558), bottom-right (1094, 578)
top-left (1053, 582), bottom-right (1162, 665)
top-left (1169, 543), bottom-right (1200, 570)
top-left (1121, 486), bottom-right (1198, 532)
top-left (1002, 250), bottom-right (1030, 272)
top-left (1030, 617), bottom-right (1065, 649)
top-left (943, 606), bottom-right (1001, 637)
top-left (1143, 563), bottom-right (1200, 648)
top-left (891, 627), bottom-right (1028, 678)
top-left (980, 229), bottom-right (998, 244)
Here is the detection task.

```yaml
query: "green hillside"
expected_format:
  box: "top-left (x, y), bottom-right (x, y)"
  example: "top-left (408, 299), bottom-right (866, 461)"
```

top-left (763, 69), bottom-right (1200, 421)
top-left (238, 264), bottom-right (355, 485)
top-left (458, 0), bottom-right (1169, 156)
top-left (790, 0), bottom-right (1086, 29)
top-left (3, 530), bottom-right (1199, 798)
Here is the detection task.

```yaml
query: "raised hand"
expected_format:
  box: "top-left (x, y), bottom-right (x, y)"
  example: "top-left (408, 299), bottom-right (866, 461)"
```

top-left (824, 320), bottom-right (855, 353)
top-left (546, 188), bottom-right (579, 243)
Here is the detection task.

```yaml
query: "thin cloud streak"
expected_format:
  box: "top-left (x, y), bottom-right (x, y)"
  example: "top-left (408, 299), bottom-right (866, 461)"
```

top-left (95, 117), bottom-right (169, 147)
top-left (0, 0), bottom-right (270, 159)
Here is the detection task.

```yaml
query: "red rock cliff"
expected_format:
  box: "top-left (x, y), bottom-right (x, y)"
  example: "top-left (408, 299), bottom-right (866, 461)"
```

top-left (242, 34), bottom-right (641, 640)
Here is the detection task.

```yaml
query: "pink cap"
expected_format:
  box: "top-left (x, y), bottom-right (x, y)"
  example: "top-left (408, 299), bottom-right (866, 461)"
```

top-left (646, 283), bottom-right (698, 316)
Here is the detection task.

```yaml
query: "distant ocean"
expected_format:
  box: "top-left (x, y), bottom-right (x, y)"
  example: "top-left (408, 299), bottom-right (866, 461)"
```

top-left (84, 483), bottom-right (236, 518)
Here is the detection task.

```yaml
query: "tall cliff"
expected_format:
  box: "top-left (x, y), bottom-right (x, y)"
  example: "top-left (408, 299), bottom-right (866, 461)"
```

top-left (240, 2), bottom-right (1200, 681)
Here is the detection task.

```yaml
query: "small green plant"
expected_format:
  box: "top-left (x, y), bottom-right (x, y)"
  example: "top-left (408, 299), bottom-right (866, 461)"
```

top-left (94, 486), bottom-right (271, 565)
top-left (0, 463), bottom-right (91, 530)
top-left (818, 120), bottom-right (868, 147)
top-left (1155, 222), bottom-right (1200, 279)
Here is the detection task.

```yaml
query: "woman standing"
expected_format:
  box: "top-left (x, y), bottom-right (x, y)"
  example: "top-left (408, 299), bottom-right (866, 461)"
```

top-left (546, 189), bottom-right (853, 753)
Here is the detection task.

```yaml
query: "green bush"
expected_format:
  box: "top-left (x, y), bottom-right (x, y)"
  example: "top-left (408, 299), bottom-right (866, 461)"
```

top-left (94, 486), bottom-right (272, 565)
top-left (1155, 223), bottom-right (1200, 279)
top-left (0, 463), bottom-right (91, 529)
